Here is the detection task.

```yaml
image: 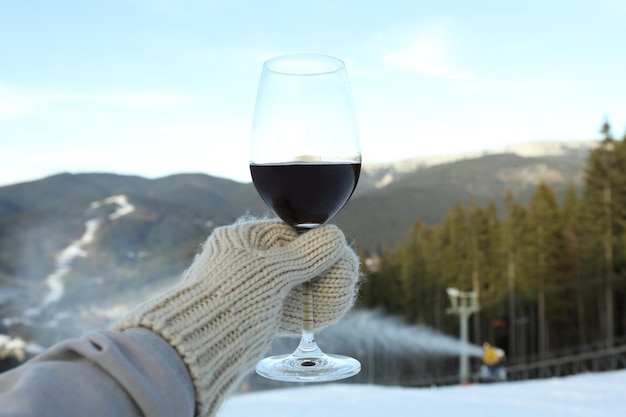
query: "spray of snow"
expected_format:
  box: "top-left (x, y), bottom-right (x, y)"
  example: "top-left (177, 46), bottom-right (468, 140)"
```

top-left (272, 309), bottom-right (484, 359)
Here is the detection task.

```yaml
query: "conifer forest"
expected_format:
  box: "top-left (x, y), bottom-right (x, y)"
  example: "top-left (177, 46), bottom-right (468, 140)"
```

top-left (357, 122), bottom-right (626, 362)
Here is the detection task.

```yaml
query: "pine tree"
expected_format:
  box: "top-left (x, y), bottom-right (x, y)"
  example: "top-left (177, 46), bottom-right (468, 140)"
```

top-left (469, 199), bottom-right (505, 310)
top-left (465, 200), bottom-right (505, 344)
top-left (357, 246), bottom-right (404, 315)
top-left (502, 191), bottom-right (530, 358)
top-left (400, 219), bottom-right (435, 325)
top-left (526, 182), bottom-right (562, 355)
top-left (562, 184), bottom-right (586, 345)
top-left (429, 223), bottom-right (448, 331)
top-left (439, 202), bottom-right (471, 293)
top-left (579, 121), bottom-right (626, 345)
top-left (483, 200), bottom-right (507, 343)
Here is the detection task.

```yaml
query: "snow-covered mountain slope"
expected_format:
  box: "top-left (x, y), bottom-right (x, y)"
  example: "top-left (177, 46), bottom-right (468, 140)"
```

top-left (362, 140), bottom-right (596, 188)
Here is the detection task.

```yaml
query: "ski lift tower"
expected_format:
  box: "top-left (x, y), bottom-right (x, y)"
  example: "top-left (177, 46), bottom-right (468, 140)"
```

top-left (446, 287), bottom-right (479, 384)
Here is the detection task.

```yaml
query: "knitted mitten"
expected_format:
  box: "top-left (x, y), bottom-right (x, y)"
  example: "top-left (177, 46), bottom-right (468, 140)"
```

top-left (112, 218), bottom-right (360, 417)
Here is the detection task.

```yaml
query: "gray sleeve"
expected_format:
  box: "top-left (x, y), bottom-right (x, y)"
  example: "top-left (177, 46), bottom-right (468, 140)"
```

top-left (0, 328), bottom-right (195, 417)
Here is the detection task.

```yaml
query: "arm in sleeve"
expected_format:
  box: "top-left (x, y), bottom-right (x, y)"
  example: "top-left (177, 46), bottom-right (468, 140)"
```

top-left (0, 328), bottom-right (195, 417)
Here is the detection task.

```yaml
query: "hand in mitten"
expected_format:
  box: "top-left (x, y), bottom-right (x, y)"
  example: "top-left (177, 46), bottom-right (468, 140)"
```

top-left (113, 218), bottom-right (360, 417)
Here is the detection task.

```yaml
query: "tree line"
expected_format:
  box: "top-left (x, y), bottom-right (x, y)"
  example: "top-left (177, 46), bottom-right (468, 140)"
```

top-left (357, 121), bottom-right (626, 362)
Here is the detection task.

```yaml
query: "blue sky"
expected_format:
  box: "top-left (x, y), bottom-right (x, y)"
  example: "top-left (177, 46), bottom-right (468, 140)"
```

top-left (1, 0), bottom-right (625, 186)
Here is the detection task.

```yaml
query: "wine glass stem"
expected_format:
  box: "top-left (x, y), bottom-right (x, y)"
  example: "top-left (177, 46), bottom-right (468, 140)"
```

top-left (302, 280), bottom-right (314, 331)
top-left (297, 227), bottom-right (320, 352)
top-left (296, 280), bottom-right (325, 358)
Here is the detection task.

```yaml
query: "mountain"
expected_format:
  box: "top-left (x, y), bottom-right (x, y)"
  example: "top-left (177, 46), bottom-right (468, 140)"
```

top-left (357, 139), bottom-right (594, 192)
top-left (0, 140), bottom-right (595, 350)
top-left (339, 140), bottom-right (594, 251)
top-left (0, 172), bottom-right (268, 344)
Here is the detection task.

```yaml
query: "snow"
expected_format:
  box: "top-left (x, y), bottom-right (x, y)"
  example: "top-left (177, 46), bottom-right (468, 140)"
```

top-left (363, 140), bottom-right (595, 176)
top-left (37, 195), bottom-right (135, 308)
top-left (5, 194), bottom-right (137, 327)
top-left (91, 195), bottom-right (135, 220)
top-left (0, 335), bottom-right (43, 361)
top-left (39, 217), bottom-right (100, 307)
top-left (219, 370), bottom-right (626, 417)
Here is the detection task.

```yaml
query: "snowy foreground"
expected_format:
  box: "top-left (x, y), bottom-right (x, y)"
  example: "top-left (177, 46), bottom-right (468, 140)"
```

top-left (219, 370), bottom-right (626, 417)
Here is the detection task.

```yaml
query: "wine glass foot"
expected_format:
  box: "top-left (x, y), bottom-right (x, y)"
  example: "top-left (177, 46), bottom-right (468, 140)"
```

top-left (255, 352), bottom-right (361, 382)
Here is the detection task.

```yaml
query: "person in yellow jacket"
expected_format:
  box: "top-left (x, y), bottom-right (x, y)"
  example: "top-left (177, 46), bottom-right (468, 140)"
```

top-left (480, 342), bottom-right (506, 381)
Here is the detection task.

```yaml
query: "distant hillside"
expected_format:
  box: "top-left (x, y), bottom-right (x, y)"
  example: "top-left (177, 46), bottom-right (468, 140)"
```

top-left (337, 149), bottom-right (588, 251)
top-left (0, 172), bottom-right (265, 282)
top-left (357, 140), bottom-right (594, 193)
top-left (0, 141), bottom-right (594, 348)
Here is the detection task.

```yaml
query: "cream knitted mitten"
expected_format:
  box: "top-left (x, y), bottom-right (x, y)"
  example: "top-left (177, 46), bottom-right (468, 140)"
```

top-left (113, 218), bottom-right (360, 417)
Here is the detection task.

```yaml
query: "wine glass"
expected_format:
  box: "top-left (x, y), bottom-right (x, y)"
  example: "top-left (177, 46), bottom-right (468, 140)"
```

top-left (250, 53), bottom-right (362, 382)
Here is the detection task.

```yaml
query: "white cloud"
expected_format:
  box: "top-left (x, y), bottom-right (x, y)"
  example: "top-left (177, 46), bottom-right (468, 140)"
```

top-left (0, 83), bottom-right (189, 121)
top-left (382, 24), bottom-right (476, 81)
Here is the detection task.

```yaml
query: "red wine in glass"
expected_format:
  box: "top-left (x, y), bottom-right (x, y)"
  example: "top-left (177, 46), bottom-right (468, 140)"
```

top-left (250, 162), bottom-right (361, 228)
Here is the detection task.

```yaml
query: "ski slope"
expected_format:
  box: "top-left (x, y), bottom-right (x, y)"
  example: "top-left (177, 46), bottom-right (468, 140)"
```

top-left (219, 369), bottom-right (626, 417)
